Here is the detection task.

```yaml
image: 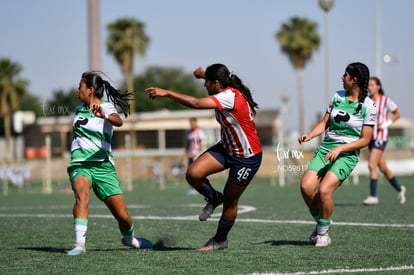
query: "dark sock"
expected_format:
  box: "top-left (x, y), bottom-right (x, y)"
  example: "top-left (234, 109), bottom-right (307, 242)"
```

top-left (389, 177), bottom-right (401, 192)
top-left (214, 218), bottom-right (235, 242)
top-left (309, 209), bottom-right (319, 221)
top-left (198, 179), bottom-right (217, 201)
top-left (369, 179), bottom-right (378, 197)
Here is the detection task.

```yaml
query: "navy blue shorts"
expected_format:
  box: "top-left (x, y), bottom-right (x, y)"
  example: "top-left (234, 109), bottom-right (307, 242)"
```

top-left (369, 139), bottom-right (388, 152)
top-left (206, 143), bottom-right (262, 186)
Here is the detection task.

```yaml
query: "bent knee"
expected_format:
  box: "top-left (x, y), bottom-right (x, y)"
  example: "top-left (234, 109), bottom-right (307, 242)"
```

top-left (186, 166), bottom-right (204, 182)
top-left (185, 171), bottom-right (196, 182)
top-left (300, 181), bottom-right (310, 192)
top-left (300, 177), bottom-right (318, 194)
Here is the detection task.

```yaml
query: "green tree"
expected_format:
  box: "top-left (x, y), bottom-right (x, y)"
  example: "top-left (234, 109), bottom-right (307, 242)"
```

top-left (45, 88), bottom-right (79, 116)
top-left (276, 17), bottom-right (320, 133)
top-left (106, 18), bottom-right (149, 113)
top-left (0, 58), bottom-right (28, 160)
top-left (132, 66), bottom-right (205, 112)
top-left (20, 93), bottom-right (44, 117)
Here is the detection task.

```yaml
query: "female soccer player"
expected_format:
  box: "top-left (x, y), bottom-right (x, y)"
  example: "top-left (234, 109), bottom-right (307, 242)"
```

top-left (67, 72), bottom-right (152, 256)
top-left (185, 117), bottom-right (205, 195)
top-left (362, 77), bottom-right (406, 205)
top-left (146, 64), bottom-right (262, 250)
top-left (298, 62), bottom-right (377, 246)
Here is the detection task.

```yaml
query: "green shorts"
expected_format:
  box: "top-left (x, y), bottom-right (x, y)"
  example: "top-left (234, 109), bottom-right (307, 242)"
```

top-left (67, 161), bottom-right (122, 201)
top-left (306, 147), bottom-right (358, 182)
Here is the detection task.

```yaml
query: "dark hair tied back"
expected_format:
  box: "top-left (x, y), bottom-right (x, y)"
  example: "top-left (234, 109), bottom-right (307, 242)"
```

top-left (81, 71), bottom-right (134, 117)
top-left (346, 62), bottom-right (370, 115)
top-left (205, 64), bottom-right (259, 114)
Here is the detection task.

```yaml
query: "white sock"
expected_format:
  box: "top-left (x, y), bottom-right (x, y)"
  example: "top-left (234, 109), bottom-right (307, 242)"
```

top-left (74, 224), bottom-right (87, 248)
top-left (130, 237), bottom-right (139, 248)
top-left (317, 225), bottom-right (330, 235)
top-left (122, 226), bottom-right (139, 248)
top-left (123, 234), bottom-right (139, 248)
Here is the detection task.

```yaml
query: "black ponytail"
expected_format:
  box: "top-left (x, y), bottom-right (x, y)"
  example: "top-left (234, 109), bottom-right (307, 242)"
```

top-left (230, 74), bottom-right (259, 115)
top-left (205, 64), bottom-right (259, 114)
top-left (345, 62), bottom-right (370, 115)
top-left (81, 71), bottom-right (134, 117)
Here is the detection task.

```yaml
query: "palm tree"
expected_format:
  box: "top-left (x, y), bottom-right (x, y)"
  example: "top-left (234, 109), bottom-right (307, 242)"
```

top-left (276, 17), bottom-right (320, 134)
top-left (0, 58), bottom-right (27, 161)
top-left (106, 18), bottom-right (149, 114)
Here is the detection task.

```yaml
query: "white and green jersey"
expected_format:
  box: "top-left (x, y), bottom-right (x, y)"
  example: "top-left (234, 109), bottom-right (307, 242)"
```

top-left (70, 101), bottom-right (117, 164)
top-left (321, 90), bottom-right (377, 154)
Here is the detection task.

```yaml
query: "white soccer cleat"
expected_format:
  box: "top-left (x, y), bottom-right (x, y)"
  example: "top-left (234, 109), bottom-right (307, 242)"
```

top-left (363, 196), bottom-right (379, 205)
top-left (122, 237), bottom-right (153, 249)
top-left (67, 245), bottom-right (86, 256)
top-left (398, 186), bottom-right (406, 204)
top-left (315, 234), bottom-right (332, 247)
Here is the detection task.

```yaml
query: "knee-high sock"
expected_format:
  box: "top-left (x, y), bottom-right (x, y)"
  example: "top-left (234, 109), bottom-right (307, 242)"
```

top-left (121, 225), bottom-right (135, 240)
top-left (121, 225), bottom-right (139, 247)
top-left (73, 218), bottom-right (88, 247)
top-left (309, 209), bottom-right (319, 222)
top-left (198, 179), bottom-right (218, 201)
top-left (389, 177), bottom-right (401, 192)
top-left (214, 217), bottom-right (235, 242)
top-left (316, 218), bottom-right (331, 235)
top-left (317, 219), bottom-right (331, 235)
top-left (369, 179), bottom-right (378, 197)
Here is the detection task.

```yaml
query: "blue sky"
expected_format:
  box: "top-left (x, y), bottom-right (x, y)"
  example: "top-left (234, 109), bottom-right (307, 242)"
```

top-left (1, 0), bottom-right (413, 132)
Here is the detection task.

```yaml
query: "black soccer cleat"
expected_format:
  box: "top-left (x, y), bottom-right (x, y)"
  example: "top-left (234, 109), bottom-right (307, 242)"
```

top-left (199, 192), bottom-right (223, 221)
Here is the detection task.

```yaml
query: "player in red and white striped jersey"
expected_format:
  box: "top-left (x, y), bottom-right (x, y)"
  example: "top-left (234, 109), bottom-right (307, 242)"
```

top-left (147, 64), bottom-right (262, 250)
top-left (363, 77), bottom-right (406, 205)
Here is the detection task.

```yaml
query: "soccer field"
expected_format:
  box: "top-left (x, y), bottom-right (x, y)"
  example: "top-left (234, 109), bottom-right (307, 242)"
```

top-left (0, 176), bottom-right (413, 275)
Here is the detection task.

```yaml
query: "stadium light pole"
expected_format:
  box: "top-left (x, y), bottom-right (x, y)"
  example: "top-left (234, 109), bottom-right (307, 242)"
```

top-left (375, 0), bottom-right (382, 78)
top-left (382, 54), bottom-right (398, 94)
top-left (88, 0), bottom-right (101, 71)
top-left (278, 95), bottom-right (289, 187)
top-left (319, 0), bottom-right (335, 103)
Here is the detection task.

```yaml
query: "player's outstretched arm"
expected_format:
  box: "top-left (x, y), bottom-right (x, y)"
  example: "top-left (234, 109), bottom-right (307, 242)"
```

top-left (146, 87), bottom-right (216, 109)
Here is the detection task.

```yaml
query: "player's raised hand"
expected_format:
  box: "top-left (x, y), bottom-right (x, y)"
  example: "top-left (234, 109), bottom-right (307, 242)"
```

top-left (146, 87), bottom-right (168, 99)
top-left (92, 104), bottom-right (105, 118)
top-left (193, 67), bottom-right (205, 79)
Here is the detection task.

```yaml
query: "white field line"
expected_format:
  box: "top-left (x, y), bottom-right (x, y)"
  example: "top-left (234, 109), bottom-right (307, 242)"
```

top-left (0, 204), bottom-right (150, 210)
top-left (0, 204), bottom-right (413, 228)
top-left (246, 265), bottom-right (414, 275)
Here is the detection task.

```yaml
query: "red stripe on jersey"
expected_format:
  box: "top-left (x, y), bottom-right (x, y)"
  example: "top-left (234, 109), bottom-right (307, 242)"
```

top-left (372, 94), bottom-right (398, 141)
top-left (211, 96), bottom-right (223, 110)
top-left (211, 88), bottom-right (262, 158)
top-left (375, 95), bottom-right (384, 140)
top-left (216, 111), bottom-right (246, 157)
